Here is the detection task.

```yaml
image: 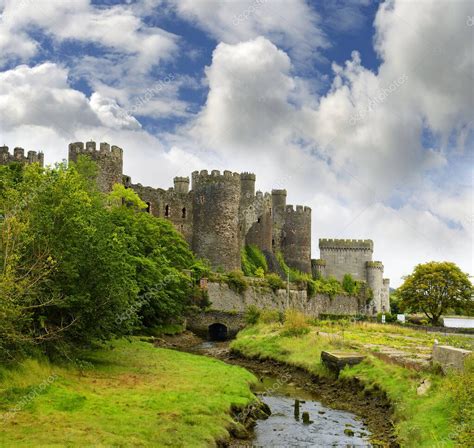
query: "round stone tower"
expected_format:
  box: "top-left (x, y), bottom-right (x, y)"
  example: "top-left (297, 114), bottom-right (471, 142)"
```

top-left (191, 170), bottom-right (241, 271)
top-left (68, 141), bottom-right (123, 192)
top-left (281, 205), bottom-right (312, 274)
top-left (311, 259), bottom-right (326, 279)
top-left (271, 189), bottom-right (287, 251)
top-left (366, 261), bottom-right (384, 315)
top-left (240, 172), bottom-right (256, 208)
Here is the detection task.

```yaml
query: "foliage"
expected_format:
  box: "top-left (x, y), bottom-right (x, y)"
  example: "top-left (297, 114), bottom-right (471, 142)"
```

top-left (313, 277), bottom-right (344, 298)
top-left (241, 245), bottom-right (268, 276)
top-left (376, 312), bottom-right (397, 323)
top-left (0, 339), bottom-right (256, 447)
top-left (398, 261), bottom-right (473, 325)
top-left (282, 309), bottom-right (310, 337)
top-left (265, 273), bottom-right (285, 292)
top-left (226, 270), bottom-right (248, 294)
top-left (342, 273), bottom-right (356, 294)
top-left (259, 309), bottom-right (283, 324)
top-left (0, 157), bottom-right (202, 361)
top-left (245, 305), bottom-right (261, 325)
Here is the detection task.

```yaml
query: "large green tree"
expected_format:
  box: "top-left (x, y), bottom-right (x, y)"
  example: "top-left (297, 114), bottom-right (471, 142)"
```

top-left (398, 261), bottom-right (473, 325)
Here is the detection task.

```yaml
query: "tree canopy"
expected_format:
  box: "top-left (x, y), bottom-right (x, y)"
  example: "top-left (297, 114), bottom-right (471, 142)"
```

top-left (398, 261), bottom-right (473, 325)
top-left (0, 157), bottom-right (206, 362)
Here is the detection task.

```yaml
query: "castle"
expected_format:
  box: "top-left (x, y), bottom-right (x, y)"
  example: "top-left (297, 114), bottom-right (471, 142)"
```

top-left (0, 142), bottom-right (390, 314)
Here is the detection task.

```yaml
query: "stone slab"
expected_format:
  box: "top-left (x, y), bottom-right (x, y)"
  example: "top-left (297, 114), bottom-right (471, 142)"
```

top-left (321, 351), bottom-right (365, 372)
top-left (432, 344), bottom-right (472, 373)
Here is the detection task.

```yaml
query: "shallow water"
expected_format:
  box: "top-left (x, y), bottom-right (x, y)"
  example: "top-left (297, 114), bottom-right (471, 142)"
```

top-left (252, 377), bottom-right (372, 448)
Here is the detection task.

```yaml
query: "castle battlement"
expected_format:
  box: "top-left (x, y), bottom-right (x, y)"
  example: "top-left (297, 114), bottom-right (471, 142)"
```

top-left (191, 169), bottom-right (241, 185)
top-left (0, 145), bottom-right (44, 167)
top-left (272, 189), bottom-right (287, 196)
top-left (69, 141), bottom-right (123, 157)
top-left (366, 261), bottom-right (384, 269)
top-left (240, 172), bottom-right (256, 180)
top-left (285, 205), bottom-right (311, 215)
top-left (319, 238), bottom-right (373, 251)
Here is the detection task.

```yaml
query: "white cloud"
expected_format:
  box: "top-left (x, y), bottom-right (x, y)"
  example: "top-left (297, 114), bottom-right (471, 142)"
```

top-left (167, 0), bottom-right (328, 63)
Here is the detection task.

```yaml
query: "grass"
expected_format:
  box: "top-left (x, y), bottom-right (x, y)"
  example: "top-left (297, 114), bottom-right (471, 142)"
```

top-left (231, 322), bottom-right (474, 447)
top-left (0, 338), bottom-right (256, 447)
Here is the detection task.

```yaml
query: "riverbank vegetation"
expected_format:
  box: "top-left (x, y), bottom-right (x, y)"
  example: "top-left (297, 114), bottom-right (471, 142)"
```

top-left (231, 318), bottom-right (473, 447)
top-left (0, 158), bottom-right (208, 363)
top-left (0, 339), bottom-right (256, 446)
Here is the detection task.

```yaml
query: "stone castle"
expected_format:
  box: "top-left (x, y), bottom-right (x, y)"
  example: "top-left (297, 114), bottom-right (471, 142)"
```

top-left (0, 142), bottom-right (390, 313)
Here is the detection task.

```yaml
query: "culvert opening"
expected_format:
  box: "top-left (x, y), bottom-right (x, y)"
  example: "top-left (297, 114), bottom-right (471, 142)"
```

top-left (208, 323), bottom-right (228, 341)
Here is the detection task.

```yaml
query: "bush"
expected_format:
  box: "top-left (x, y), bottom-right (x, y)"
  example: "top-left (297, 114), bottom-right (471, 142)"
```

top-left (260, 309), bottom-right (281, 324)
top-left (265, 273), bottom-right (285, 292)
top-left (282, 309), bottom-right (310, 337)
top-left (241, 245), bottom-right (268, 277)
top-left (245, 305), bottom-right (261, 325)
top-left (342, 273), bottom-right (356, 294)
top-left (376, 312), bottom-right (397, 323)
top-left (226, 271), bottom-right (248, 294)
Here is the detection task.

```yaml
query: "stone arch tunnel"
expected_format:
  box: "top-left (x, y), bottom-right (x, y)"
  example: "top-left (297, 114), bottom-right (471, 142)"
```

top-left (186, 311), bottom-right (246, 340)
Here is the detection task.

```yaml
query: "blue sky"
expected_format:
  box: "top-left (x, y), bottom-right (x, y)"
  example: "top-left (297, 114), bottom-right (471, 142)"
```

top-left (0, 0), bottom-right (472, 285)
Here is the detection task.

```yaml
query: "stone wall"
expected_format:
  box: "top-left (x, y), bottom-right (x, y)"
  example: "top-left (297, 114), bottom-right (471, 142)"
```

top-left (68, 141), bottom-right (122, 192)
top-left (319, 239), bottom-right (373, 281)
top-left (207, 280), bottom-right (362, 317)
top-left (0, 146), bottom-right (44, 167)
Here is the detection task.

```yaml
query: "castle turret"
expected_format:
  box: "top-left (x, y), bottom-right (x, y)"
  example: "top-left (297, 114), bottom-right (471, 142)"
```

top-left (68, 141), bottom-right (123, 192)
top-left (366, 261), bottom-right (384, 315)
top-left (382, 278), bottom-right (391, 313)
top-left (271, 189), bottom-right (287, 251)
top-left (311, 259), bottom-right (326, 279)
top-left (240, 172), bottom-right (256, 208)
top-left (192, 170), bottom-right (241, 271)
top-left (281, 205), bottom-right (312, 274)
top-left (173, 176), bottom-right (190, 194)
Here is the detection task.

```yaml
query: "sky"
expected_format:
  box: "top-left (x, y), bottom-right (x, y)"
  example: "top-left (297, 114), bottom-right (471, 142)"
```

top-left (0, 0), bottom-right (472, 286)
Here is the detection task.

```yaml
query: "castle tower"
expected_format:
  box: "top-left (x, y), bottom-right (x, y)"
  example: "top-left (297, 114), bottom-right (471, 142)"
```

top-left (311, 259), bottom-right (326, 279)
top-left (381, 278), bottom-right (391, 313)
top-left (271, 189), bottom-right (287, 251)
top-left (240, 173), bottom-right (256, 209)
top-left (191, 170), bottom-right (241, 271)
top-left (318, 239), bottom-right (374, 281)
top-left (68, 141), bottom-right (123, 192)
top-left (281, 205), bottom-right (312, 274)
top-left (366, 261), bottom-right (384, 315)
top-left (0, 146), bottom-right (44, 167)
top-left (173, 176), bottom-right (190, 194)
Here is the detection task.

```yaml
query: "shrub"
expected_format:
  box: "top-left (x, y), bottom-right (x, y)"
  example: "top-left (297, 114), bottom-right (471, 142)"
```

top-left (226, 271), bottom-right (248, 294)
top-left (245, 305), bottom-right (261, 325)
top-left (260, 309), bottom-right (281, 323)
top-left (342, 273), bottom-right (356, 294)
top-left (265, 273), bottom-right (285, 292)
top-left (282, 309), bottom-right (310, 337)
top-left (241, 245), bottom-right (268, 277)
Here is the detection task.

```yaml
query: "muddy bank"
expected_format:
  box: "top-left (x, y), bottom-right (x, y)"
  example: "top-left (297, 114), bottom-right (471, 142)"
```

top-left (153, 332), bottom-right (398, 447)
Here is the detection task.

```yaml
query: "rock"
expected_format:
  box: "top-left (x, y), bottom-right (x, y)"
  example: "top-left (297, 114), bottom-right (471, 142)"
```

top-left (417, 378), bottom-right (431, 395)
top-left (344, 428), bottom-right (355, 437)
top-left (302, 412), bottom-right (313, 424)
top-left (228, 422), bottom-right (249, 439)
top-left (294, 399), bottom-right (300, 419)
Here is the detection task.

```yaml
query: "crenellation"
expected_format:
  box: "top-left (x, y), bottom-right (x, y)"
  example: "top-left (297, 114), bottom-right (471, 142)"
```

top-left (100, 142), bottom-right (110, 152)
top-left (0, 145), bottom-right (44, 167)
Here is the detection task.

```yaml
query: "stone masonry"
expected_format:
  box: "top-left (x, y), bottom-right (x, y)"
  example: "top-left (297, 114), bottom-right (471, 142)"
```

top-left (313, 239), bottom-right (390, 314)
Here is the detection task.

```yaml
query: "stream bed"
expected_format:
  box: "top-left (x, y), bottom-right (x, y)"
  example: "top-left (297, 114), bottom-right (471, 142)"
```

top-left (252, 376), bottom-right (372, 447)
top-left (188, 340), bottom-right (374, 447)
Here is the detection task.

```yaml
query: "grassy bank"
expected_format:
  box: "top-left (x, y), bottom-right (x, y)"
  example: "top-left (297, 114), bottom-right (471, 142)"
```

top-left (231, 321), bottom-right (473, 447)
top-left (0, 339), bottom-right (256, 447)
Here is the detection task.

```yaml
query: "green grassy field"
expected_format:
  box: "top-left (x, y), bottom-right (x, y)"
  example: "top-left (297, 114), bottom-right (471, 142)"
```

top-left (0, 339), bottom-right (256, 447)
top-left (231, 321), bottom-right (473, 448)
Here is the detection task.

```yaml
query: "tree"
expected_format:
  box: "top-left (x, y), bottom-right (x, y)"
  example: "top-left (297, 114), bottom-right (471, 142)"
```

top-left (398, 261), bottom-right (473, 325)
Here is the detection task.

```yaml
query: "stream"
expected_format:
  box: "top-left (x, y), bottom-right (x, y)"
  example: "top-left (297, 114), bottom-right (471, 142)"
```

top-left (188, 341), bottom-right (374, 447)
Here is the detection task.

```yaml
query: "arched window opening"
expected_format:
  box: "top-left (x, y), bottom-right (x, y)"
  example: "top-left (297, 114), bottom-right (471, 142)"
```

top-left (257, 218), bottom-right (261, 223)
top-left (145, 202), bottom-right (151, 214)
top-left (182, 207), bottom-right (186, 218)
top-left (165, 204), bottom-right (170, 217)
